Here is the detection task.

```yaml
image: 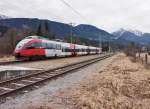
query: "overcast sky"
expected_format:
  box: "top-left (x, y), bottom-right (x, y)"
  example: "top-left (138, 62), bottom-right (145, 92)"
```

top-left (0, 0), bottom-right (150, 32)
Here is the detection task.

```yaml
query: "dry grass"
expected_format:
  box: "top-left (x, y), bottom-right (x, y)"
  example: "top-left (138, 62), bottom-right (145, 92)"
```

top-left (132, 57), bottom-right (150, 71)
top-left (0, 55), bottom-right (15, 62)
top-left (68, 53), bottom-right (150, 109)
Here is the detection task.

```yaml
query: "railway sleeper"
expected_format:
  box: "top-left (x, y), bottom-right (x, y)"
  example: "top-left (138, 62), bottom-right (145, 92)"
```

top-left (0, 54), bottom-right (113, 100)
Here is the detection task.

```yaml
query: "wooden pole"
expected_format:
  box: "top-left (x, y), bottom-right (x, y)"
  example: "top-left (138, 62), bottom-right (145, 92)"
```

top-left (145, 54), bottom-right (148, 64)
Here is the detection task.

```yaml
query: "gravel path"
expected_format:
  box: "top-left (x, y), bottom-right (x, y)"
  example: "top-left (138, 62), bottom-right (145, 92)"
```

top-left (0, 54), bottom-right (116, 109)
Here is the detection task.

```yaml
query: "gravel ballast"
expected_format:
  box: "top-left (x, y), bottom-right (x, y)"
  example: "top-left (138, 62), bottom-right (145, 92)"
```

top-left (4, 55), bottom-right (103, 70)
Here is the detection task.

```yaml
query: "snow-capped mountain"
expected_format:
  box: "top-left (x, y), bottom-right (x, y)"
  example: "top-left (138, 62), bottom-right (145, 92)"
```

top-left (126, 29), bottom-right (143, 37)
top-left (112, 28), bottom-right (143, 39)
top-left (112, 28), bottom-right (126, 39)
top-left (0, 14), bottom-right (10, 19)
top-left (112, 28), bottom-right (150, 46)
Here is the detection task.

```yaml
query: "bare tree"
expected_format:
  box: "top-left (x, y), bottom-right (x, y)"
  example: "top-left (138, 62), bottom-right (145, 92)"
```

top-left (125, 42), bottom-right (137, 57)
top-left (5, 28), bottom-right (17, 53)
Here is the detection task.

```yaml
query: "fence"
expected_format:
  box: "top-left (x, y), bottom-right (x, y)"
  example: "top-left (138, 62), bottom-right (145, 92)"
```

top-left (135, 52), bottom-right (150, 67)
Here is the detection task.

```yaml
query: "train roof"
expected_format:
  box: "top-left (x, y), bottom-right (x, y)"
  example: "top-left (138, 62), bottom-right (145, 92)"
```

top-left (22, 36), bottom-right (101, 49)
top-left (25, 36), bottom-right (48, 40)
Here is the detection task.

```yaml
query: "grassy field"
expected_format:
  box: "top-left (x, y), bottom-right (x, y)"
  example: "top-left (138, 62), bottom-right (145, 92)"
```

top-left (61, 53), bottom-right (150, 109)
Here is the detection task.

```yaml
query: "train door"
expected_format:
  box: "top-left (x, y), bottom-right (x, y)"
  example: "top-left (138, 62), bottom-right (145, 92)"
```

top-left (70, 44), bottom-right (76, 56)
top-left (87, 46), bottom-right (90, 54)
top-left (44, 43), bottom-right (56, 57)
top-left (55, 44), bottom-right (62, 56)
top-left (61, 43), bottom-right (72, 56)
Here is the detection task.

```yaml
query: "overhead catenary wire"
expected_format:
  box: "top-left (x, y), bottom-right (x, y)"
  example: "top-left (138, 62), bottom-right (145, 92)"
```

top-left (59, 0), bottom-right (90, 24)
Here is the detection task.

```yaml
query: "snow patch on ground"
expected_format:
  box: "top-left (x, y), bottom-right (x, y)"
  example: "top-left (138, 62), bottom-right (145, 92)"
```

top-left (0, 66), bottom-right (41, 72)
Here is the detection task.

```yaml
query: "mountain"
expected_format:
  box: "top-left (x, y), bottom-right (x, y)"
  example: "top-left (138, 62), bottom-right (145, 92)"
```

top-left (127, 29), bottom-right (143, 37)
top-left (112, 28), bottom-right (150, 46)
top-left (0, 18), bottom-right (113, 41)
top-left (0, 14), bottom-right (10, 19)
top-left (0, 25), bottom-right (9, 37)
top-left (74, 24), bottom-right (114, 41)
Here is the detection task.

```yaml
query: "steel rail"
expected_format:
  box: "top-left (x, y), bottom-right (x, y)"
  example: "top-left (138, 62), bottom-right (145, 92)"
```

top-left (0, 54), bottom-right (113, 100)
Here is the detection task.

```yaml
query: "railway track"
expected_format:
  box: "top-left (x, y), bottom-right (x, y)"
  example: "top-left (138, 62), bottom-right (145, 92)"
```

top-left (0, 60), bottom-right (23, 65)
top-left (0, 55), bottom-right (102, 65)
top-left (0, 53), bottom-right (113, 100)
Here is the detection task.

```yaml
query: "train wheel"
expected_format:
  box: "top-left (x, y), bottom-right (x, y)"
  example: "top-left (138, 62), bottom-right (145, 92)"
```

top-left (28, 56), bottom-right (37, 61)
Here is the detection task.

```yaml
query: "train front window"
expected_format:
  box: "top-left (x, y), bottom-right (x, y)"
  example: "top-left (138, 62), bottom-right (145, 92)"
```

top-left (26, 42), bottom-right (42, 49)
top-left (34, 42), bottom-right (41, 47)
top-left (45, 43), bottom-right (58, 49)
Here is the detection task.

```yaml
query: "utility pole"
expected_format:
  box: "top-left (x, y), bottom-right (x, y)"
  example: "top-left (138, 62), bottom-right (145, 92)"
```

top-left (69, 23), bottom-right (73, 43)
top-left (99, 35), bottom-right (102, 54)
top-left (108, 40), bottom-right (111, 53)
top-left (99, 34), bottom-right (102, 54)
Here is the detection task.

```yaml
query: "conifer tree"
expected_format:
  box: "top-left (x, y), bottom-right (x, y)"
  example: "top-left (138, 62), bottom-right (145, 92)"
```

top-left (36, 20), bottom-right (55, 39)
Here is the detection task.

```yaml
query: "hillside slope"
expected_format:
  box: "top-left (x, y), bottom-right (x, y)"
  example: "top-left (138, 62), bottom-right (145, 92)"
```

top-left (0, 18), bottom-right (113, 40)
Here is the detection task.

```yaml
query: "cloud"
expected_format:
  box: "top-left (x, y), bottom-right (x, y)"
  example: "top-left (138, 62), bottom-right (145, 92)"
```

top-left (0, 0), bottom-right (150, 32)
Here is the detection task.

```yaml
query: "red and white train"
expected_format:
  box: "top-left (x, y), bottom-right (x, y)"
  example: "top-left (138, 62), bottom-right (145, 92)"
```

top-left (14, 36), bottom-right (102, 60)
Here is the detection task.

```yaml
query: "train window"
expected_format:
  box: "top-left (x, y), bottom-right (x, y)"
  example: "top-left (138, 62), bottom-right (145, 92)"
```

top-left (66, 48), bottom-right (71, 52)
top-left (46, 43), bottom-right (52, 49)
top-left (63, 48), bottom-right (66, 52)
top-left (65, 48), bottom-right (68, 52)
top-left (82, 49), bottom-right (86, 52)
top-left (45, 43), bottom-right (55, 49)
top-left (35, 42), bottom-right (42, 48)
top-left (26, 42), bottom-right (42, 49)
top-left (41, 42), bottom-right (47, 48)
top-left (62, 47), bottom-right (75, 52)
top-left (62, 47), bottom-right (72, 52)
top-left (91, 49), bottom-right (96, 52)
top-left (52, 44), bottom-right (56, 49)
top-left (75, 49), bottom-right (79, 52)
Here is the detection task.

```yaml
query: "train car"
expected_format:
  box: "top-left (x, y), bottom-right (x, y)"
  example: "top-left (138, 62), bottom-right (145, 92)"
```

top-left (14, 36), bottom-right (102, 60)
top-left (88, 46), bottom-right (96, 54)
top-left (75, 44), bottom-right (87, 56)
top-left (61, 42), bottom-right (75, 56)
